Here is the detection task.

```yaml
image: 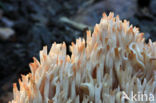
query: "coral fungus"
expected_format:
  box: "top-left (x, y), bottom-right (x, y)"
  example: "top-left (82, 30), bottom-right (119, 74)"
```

top-left (9, 12), bottom-right (156, 103)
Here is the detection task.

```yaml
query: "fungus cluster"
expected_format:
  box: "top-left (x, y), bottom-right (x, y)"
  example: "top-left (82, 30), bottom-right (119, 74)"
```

top-left (9, 13), bottom-right (156, 103)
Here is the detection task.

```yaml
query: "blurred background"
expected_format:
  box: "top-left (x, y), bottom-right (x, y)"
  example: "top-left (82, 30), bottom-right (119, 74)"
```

top-left (0, 0), bottom-right (155, 102)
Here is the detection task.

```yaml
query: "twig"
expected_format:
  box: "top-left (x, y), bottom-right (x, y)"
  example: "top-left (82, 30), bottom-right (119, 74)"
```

top-left (59, 17), bottom-right (93, 31)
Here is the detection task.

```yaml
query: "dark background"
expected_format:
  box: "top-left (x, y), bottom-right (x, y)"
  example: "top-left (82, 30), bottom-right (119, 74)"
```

top-left (0, 0), bottom-right (155, 102)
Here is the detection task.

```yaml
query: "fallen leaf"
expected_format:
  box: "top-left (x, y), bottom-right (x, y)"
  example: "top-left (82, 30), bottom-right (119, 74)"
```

top-left (0, 28), bottom-right (15, 40)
